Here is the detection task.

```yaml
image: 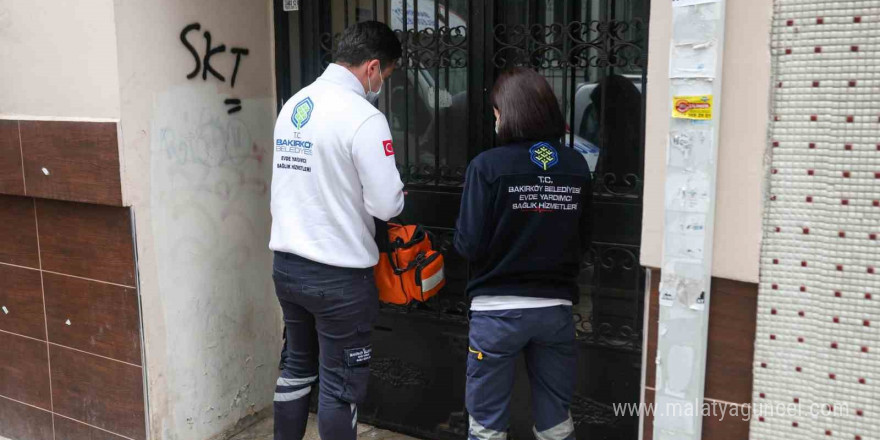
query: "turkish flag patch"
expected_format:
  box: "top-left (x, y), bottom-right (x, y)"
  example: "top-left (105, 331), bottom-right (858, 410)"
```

top-left (383, 140), bottom-right (395, 156)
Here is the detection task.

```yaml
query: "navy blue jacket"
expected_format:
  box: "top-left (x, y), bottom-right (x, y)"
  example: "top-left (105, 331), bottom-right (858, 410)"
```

top-left (454, 140), bottom-right (592, 302)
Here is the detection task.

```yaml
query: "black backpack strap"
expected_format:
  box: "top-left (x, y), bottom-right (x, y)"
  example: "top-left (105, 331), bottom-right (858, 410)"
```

top-left (373, 217), bottom-right (390, 253)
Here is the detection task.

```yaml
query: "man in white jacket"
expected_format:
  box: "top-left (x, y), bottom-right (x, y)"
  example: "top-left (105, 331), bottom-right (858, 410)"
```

top-left (269, 21), bottom-right (404, 440)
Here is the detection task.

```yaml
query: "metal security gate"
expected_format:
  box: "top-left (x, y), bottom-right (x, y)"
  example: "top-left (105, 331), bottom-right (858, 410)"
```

top-left (274, 1), bottom-right (649, 438)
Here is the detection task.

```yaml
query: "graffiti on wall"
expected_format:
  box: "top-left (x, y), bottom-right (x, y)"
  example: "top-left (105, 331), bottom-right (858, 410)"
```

top-left (180, 22), bottom-right (250, 114)
top-left (149, 84), bottom-right (276, 434)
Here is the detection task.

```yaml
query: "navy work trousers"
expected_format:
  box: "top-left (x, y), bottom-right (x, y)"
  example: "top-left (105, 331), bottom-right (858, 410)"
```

top-left (466, 306), bottom-right (577, 440)
top-left (272, 251), bottom-right (378, 440)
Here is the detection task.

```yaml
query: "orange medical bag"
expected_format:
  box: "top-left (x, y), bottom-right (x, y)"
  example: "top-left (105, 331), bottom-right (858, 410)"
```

top-left (374, 223), bottom-right (446, 305)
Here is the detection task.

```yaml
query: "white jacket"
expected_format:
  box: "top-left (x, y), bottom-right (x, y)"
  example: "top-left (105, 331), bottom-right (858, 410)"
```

top-left (270, 63), bottom-right (404, 268)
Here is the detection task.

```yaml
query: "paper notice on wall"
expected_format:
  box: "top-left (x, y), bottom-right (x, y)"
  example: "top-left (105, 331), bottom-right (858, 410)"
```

top-left (670, 42), bottom-right (717, 78)
top-left (665, 232), bottom-right (705, 261)
top-left (672, 0), bottom-right (721, 7)
top-left (670, 78), bottom-right (714, 101)
top-left (283, 0), bottom-right (299, 11)
top-left (658, 271), bottom-right (681, 308)
top-left (653, 394), bottom-right (697, 434)
top-left (667, 212), bottom-right (707, 236)
top-left (672, 95), bottom-right (713, 120)
top-left (659, 286), bottom-right (677, 307)
top-left (689, 289), bottom-right (707, 311)
top-left (668, 128), bottom-right (714, 169)
top-left (665, 170), bottom-right (711, 213)
top-left (673, 2), bottom-right (722, 43)
top-left (665, 345), bottom-right (695, 397)
top-left (660, 260), bottom-right (705, 308)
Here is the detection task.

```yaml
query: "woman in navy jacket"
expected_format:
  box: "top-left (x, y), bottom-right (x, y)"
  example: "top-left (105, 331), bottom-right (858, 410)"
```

top-left (455, 68), bottom-right (592, 440)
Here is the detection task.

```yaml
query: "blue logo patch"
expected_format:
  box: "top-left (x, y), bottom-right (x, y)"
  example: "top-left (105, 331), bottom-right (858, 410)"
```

top-left (529, 142), bottom-right (559, 170)
top-left (291, 97), bottom-right (315, 129)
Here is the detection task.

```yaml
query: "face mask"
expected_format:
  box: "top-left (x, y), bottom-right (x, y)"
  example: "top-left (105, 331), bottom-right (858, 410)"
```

top-left (366, 64), bottom-right (383, 105)
top-left (495, 120), bottom-right (500, 134)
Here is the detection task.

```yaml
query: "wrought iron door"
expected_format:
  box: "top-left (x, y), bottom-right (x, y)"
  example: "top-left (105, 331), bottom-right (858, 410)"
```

top-left (277, 0), bottom-right (649, 438)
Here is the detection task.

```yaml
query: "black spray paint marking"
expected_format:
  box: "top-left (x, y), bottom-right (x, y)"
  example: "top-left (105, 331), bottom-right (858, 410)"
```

top-left (201, 31), bottom-right (226, 81)
top-left (230, 48), bottom-right (249, 88)
top-left (180, 23), bottom-right (202, 79)
top-left (224, 99), bottom-right (242, 114)
top-left (180, 23), bottom-right (250, 112)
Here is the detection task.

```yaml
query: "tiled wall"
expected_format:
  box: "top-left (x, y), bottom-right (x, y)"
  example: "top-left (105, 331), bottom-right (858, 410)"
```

top-left (643, 269), bottom-right (758, 440)
top-left (0, 119), bottom-right (145, 440)
top-left (754, 3), bottom-right (880, 440)
top-left (0, 120), bottom-right (122, 205)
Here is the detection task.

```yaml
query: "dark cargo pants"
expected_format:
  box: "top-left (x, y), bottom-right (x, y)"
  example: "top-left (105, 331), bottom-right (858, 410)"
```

top-left (272, 251), bottom-right (378, 440)
top-left (466, 306), bottom-right (577, 440)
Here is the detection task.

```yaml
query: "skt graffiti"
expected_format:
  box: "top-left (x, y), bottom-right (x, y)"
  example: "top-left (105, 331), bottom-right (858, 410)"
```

top-left (180, 23), bottom-right (250, 114)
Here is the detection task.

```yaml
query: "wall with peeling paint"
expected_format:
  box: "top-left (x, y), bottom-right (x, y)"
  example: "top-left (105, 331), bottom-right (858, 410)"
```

top-left (112, 1), bottom-right (280, 439)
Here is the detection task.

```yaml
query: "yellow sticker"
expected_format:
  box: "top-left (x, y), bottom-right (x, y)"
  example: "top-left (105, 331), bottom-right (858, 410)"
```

top-left (672, 95), bottom-right (713, 120)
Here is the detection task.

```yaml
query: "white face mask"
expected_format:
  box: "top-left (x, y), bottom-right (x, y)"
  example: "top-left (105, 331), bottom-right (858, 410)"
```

top-left (366, 64), bottom-right (383, 105)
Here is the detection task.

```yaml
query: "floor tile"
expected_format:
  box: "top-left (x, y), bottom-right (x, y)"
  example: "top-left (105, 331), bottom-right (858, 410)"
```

top-left (228, 413), bottom-right (419, 440)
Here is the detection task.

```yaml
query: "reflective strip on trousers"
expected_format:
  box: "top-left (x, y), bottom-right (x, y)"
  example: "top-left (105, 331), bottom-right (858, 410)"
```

top-left (351, 403), bottom-right (358, 429)
top-left (533, 415), bottom-right (575, 440)
top-left (274, 386), bottom-right (311, 402)
top-left (468, 416), bottom-right (507, 440)
top-left (277, 375), bottom-right (317, 387)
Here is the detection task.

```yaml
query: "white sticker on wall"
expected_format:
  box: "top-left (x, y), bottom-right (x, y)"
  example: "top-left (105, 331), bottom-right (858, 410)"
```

top-left (653, 394), bottom-right (697, 434)
top-left (673, 2), bottom-right (722, 44)
top-left (667, 212), bottom-right (707, 236)
top-left (665, 232), bottom-right (705, 261)
top-left (668, 129), bottom-right (714, 169)
top-left (670, 41), bottom-right (717, 78)
top-left (660, 260), bottom-right (705, 308)
top-left (689, 289), bottom-right (707, 311)
top-left (660, 287), bottom-right (677, 307)
top-left (665, 171), bottom-right (711, 213)
top-left (665, 345), bottom-right (695, 396)
top-left (670, 78), bottom-right (715, 98)
top-left (672, 0), bottom-right (721, 7)
top-left (659, 272), bottom-right (680, 307)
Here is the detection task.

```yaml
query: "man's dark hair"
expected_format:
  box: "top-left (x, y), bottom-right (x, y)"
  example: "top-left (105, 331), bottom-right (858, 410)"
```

top-left (491, 67), bottom-right (565, 145)
top-left (334, 21), bottom-right (402, 68)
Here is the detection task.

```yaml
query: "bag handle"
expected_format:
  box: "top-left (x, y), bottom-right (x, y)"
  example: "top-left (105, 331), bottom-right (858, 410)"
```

top-left (389, 250), bottom-right (427, 275)
top-left (389, 225), bottom-right (429, 251)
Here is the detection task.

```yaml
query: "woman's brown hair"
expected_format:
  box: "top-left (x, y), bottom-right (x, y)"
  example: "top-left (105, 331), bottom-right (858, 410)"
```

top-left (490, 67), bottom-right (566, 146)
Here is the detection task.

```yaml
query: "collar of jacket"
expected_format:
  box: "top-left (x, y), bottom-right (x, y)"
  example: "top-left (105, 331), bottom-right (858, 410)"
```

top-left (318, 63), bottom-right (367, 98)
top-left (499, 139), bottom-right (564, 150)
